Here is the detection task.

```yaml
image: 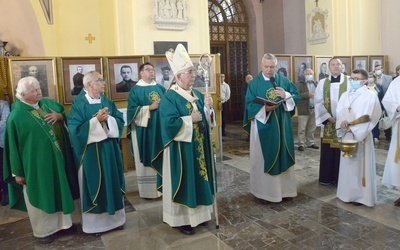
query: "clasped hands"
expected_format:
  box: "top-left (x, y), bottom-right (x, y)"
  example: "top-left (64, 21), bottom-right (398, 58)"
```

top-left (96, 107), bottom-right (109, 122)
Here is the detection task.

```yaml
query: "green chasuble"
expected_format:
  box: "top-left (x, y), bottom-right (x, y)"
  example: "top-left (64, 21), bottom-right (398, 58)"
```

top-left (152, 84), bottom-right (215, 208)
top-left (3, 99), bottom-right (78, 213)
top-left (67, 95), bottom-right (126, 214)
top-left (243, 72), bottom-right (300, 175)
top-left (127, 83), bottom-right (166, 166)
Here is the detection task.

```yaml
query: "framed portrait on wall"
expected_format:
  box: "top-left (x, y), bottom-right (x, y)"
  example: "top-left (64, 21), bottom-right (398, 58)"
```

top-left (293, 55), bottom-right (313, 82)
top-left (190, 54), bottom-right (217, 94)
top-left (336, 56), bottom-right (351, 76)
top-left (106, 56), bottom-right (144, 101)
top-left (7, 57), bottom-right (58, 103)
top-left (352, 56), bottom-right (368, 72)
top-left (369, 55), bottom-right (385, 72)
top-left (275, 55), bottom-right (292, 81)
top-left (148, 55), bottom-right (174, 89)
top-left (60, 57), bottom-right (102, 104)
top-left (315, 56), bottom-right (332, 81)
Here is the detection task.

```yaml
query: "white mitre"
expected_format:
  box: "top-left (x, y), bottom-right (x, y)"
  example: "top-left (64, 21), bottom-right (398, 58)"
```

top-left (165, 44), bottom-right (193, 76)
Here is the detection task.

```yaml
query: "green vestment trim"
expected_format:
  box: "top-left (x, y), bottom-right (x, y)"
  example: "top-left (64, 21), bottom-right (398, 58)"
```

top-left (322, 77), bottom-right (348, 148)
top-left (68, 96), bottom-right (126, 214)
top-left (243, 72), bottom-right (300, 175)
top-left (3, 99), bottom-right (78, 213)
top-left (151, 85), bottom-right (216, 208)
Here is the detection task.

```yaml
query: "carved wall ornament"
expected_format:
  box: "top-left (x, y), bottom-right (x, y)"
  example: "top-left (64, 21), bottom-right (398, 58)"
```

top-left (152, 0), bottom-right (190, 30)
top-left (307, 7), bottom-right (329, 45)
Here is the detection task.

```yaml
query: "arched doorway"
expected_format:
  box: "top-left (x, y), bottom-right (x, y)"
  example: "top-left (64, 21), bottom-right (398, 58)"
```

top-left (208, 0), bottom-right (250, 121)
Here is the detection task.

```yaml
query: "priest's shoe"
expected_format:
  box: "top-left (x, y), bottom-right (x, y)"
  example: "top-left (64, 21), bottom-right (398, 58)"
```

top-left (298, 146), bottom-right (304, 151)
top-left (39, 235), bottom-right (54, 244)
top-left (198, 221), bottom-right (208, 227)
top-left (308, 144), bottom-right (319, 149)
top-left (179, 225), bottom-right (195, 235)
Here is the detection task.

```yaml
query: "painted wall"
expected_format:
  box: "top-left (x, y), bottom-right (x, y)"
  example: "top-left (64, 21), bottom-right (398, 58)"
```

top-left (305, 0), bottom-right (381, 56)
top-left (0, 0), bottom-right (210, 56)
top-left (381, 0), bottom-right (400, 75)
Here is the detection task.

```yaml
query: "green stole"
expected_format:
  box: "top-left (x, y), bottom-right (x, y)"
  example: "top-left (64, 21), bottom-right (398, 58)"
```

top-left (322, 77), bottom-right (348, 148)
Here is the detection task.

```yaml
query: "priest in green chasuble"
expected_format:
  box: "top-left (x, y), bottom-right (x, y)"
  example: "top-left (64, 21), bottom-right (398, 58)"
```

top-left (3, 77), bottom-right (79, 244)
top-left (243, 53), bottom-right (300, 203)
top-left (127, 62), bottom-right (165, 199)
top-left (68, 71), bottom-right (126, 234)
top-left (152, 44), bottom-right (216, 236)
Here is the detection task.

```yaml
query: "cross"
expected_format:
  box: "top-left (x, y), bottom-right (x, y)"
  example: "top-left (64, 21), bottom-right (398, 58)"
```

top-left (348, 107), bottom-right (351, 112)
top-left (315, 0), bottom-right (318, 7)
top-left (85, 34), bottom-right (95, 44)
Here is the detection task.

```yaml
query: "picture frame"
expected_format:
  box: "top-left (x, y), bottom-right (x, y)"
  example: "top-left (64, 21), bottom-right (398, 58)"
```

top-left (148, 55), bottom-right (175, 89)
top-left (315, 56), bottom-right (332, 81)
top-left (275, 55), bottom-right (292, 81)
top-left (60, 57), bottom-right (103, 104)
top-left (336, 56), bottom-right (351, 76)
top-left (7, 57), bottom-right (58, 103)
top-left (293, 55), bottom-right (313, 82)
top-left (369, 55), bottom-right (385, 73)
top-left (352, 56), bottom-right (369, 72)
top-left (190, 54), bottom-right (217, 94)
top-left (106, 56), bottom-right (144, 101)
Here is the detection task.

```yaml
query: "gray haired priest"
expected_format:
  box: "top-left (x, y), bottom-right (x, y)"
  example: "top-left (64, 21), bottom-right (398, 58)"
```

top-left (152, 44), bottom-right (216, 236)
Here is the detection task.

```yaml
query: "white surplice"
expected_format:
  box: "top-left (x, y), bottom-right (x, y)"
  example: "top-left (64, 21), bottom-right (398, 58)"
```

top-left (335, 86), bottom-right (381, 207)
top-left (382, 77), bottom-right (400, 188)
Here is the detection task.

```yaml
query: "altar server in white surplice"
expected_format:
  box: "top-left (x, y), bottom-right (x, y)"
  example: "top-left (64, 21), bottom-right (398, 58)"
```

top-left (335, 68), bottom-right (381, 207)
top-left (381, 77), bottom-right (400, 206)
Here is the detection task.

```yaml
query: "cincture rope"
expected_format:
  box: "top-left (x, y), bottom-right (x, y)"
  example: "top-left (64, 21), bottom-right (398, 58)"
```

top-left (394, 121), bottom-right (400, 163)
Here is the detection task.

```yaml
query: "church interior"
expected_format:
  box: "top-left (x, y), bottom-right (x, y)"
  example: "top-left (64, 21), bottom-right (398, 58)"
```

top-left (1, 0), bottom-right (400, 249)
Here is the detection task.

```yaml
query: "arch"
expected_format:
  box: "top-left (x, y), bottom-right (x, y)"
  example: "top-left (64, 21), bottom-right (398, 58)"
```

top-left (208, 0), bottom-right (250, 121)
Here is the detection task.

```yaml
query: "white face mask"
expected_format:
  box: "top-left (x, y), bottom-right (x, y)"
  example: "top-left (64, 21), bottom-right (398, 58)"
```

top-left (367, 78), bottom-right (374, 83)
top-left (305, 75), bottom-right (314, 82)
top-left (374, 70), bottom-right (382, 76)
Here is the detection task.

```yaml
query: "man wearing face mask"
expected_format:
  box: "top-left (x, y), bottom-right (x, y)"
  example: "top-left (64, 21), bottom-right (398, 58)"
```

top-left (374, 64), bottom-right (393, 141)
top-left (335, 68), bottom-right (381, 207)
top-left (295, 68), bottom-right (319, 151)
top-left (315, 58), bottom-right (349, 187)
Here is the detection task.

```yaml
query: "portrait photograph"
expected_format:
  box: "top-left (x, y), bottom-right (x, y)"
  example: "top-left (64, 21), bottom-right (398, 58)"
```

top-left (60, 57), bottom-right (103, 104)
top-left (370, 56), bottom-right (385, 72)
top-left (190, 54), bottom-right (217, 93)
top-left (315, 56), bottom-right (332, 81)
top-left (148, 56), bottom-right (174, 89)
top-left (7, 57), bottom-right (57, 103)
top-left (293, 56), bottom-right (313, 82)
top-left (275, 55), bottom-right (292, 81)
top-left (352, 56), bottom-right (368, 71)
top-left (69, 64), bottom-right (95, 96)
top-left (335, 56), bottom-right (351, 76)
top-left (106, 56), bottom-right (144, 101)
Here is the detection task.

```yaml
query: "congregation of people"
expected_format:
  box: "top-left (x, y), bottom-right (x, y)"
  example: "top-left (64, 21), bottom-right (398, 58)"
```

top-left (2, 46), bottom-right (400, 244)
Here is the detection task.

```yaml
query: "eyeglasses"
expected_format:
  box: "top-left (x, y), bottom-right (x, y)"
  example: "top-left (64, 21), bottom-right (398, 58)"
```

top-left (349, 78), bottom-right (366, 81)
top-left (92, 78), bottom-right (105, 83)
top-left (181, 69), bottom-right (197, 76)
top-left (143, 68), bottom-right (155, 72)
